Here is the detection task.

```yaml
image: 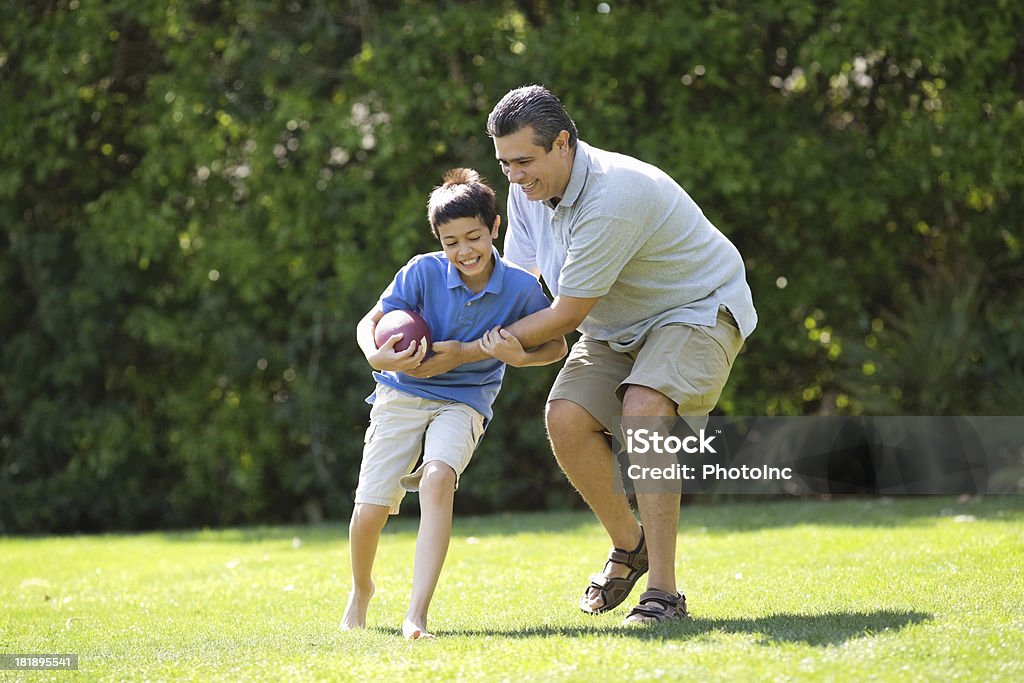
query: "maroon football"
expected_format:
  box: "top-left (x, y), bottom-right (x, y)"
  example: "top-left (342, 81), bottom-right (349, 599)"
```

top-left (374, 309), bottom-right (432, 354)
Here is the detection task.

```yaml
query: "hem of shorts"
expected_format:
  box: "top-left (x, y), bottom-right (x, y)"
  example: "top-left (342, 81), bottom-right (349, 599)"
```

top-left (547, 390), bottom-right (617, 434)
top-left (607, 371), bottom-right (714, 422)
top-left (353, 495), bottom-right (401, 515)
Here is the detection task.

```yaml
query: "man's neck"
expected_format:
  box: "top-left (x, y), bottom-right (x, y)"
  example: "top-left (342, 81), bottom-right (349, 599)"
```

top-left (547, 146), bottom-right (576, 209)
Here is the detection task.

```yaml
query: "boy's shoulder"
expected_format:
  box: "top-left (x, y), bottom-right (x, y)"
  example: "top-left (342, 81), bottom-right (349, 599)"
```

top-left (497, 255), bottom-right (540, 283)
top-left (493, 256), bottom-right (548, 302)
top-left (401, 251), bottom-right (449, 277)
top-left (405, 250), bottom-right (447, 267)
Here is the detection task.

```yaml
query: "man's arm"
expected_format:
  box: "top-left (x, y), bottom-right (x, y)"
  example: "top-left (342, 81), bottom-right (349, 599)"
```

top-left (480, 327), bottom-right (567, 367)
top-left (405, 294), bottom-right (597, 378)
top-left (503, 294), bottom-right (599, 348)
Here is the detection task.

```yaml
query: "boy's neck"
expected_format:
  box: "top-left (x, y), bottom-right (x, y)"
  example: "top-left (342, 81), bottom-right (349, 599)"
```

top-left (461, 260), bottom-right (495, 294)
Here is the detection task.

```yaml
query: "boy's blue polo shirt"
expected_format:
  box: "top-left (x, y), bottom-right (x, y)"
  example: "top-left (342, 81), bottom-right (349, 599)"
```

top-left (370, 247), bottom-right (552, 422)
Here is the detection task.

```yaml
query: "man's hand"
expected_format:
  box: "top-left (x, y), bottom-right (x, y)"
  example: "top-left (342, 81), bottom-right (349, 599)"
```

top-left (479, 326), bottom-right (527, 366)
top-left (403, 340), bottom-right (469, 378)
top-left (366, 333), bottom-right (428, 372)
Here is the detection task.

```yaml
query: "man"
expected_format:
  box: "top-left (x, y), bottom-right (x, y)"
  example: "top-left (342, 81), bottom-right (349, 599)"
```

top-left (410, 84), bottom-right (756, 624)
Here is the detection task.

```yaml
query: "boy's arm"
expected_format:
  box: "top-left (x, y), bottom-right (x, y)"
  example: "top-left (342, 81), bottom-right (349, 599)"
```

top-left (480, 327), bottom-right (567, 368)
top-left (357, 305), bottom-right (428, 372)
top-left (405, 293), bottom-right (594, 378)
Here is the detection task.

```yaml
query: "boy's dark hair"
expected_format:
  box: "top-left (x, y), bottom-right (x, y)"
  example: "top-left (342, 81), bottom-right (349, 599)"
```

top-left (427, 168), bottom-right (498, 238)
top-left (486, 84), bottom-right (578, 151)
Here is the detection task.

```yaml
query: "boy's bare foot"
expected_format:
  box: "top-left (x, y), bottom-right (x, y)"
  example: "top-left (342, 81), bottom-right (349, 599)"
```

top-left (402, 617), bottom-right (434, 640)
top-left (340, 582), bottom-right (375, 630)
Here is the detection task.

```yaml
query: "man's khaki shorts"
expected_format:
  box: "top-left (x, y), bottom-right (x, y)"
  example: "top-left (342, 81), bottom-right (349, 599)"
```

top-left (355, 384), bottom-right (485, 514)
top-left (549, 306), bottom-right (744, 432)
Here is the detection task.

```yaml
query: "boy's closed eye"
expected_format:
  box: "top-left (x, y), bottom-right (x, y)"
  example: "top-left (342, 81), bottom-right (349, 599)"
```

top-left (444, 232), bottom-right (482, 246)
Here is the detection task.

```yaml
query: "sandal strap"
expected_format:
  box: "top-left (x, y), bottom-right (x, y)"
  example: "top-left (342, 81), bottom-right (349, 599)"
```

top-left (608, 548), bottom-right (642, 565)
top-left (635, 589), bottom-right (681, 609)
top-left (626, 590), bottom-right (688, 622)
top-left (606, 528), bottom-right (646, 566)
top-left (580, 528), bottom-right (649, 615)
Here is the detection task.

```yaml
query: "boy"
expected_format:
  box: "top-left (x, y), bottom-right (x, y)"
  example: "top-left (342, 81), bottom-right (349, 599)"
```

top-left (341, 168), bottom-right (567, 639)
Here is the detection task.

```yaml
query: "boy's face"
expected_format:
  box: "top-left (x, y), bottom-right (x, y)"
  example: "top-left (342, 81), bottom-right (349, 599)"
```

top-left (437, 216), bottom-right (500, 290)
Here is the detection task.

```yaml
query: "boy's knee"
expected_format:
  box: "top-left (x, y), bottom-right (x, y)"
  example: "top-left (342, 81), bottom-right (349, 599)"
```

top-left (350, 503), bottom-right (389, 534)
top-left (419, 461), bottom-right (457, 495)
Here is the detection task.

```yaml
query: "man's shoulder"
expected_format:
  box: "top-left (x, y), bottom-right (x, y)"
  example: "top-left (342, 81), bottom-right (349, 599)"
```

top-left (576, 142), bottom-right (684, 219)
top-left (582, 141), bottom-right (670, 186)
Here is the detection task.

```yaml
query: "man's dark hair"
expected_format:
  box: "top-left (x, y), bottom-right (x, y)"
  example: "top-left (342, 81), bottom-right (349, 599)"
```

top-left (486, 84), bottom-right (578, 151)
top-left (427, 168), bottom-right (498, 239)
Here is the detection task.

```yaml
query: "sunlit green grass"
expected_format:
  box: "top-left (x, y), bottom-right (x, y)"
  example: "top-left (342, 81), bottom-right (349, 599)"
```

top-left (2, 497), bottom-right (1023, 681)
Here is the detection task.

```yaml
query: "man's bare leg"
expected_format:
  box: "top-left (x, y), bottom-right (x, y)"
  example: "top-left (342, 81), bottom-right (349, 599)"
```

top-left (546, 399), bottom-right (643, 611)
top-left (622, 385), bottom-right (681, 599)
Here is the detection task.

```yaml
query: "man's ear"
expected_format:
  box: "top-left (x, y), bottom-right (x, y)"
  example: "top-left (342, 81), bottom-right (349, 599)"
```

top-left (491, 215), bottom-right (501, 239)
top-left (555, 130), bottom-right (571, 154)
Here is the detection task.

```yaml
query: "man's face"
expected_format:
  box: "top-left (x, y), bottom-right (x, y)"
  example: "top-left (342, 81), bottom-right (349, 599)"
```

top-left (493, 126), bottom-right (573, 203)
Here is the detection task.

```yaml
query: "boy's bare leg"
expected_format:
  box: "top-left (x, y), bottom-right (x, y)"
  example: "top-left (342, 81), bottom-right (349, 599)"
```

top-left (341, 502), bottom-right (391, 629)
top-left (403, 461), bottom-right (457, 640)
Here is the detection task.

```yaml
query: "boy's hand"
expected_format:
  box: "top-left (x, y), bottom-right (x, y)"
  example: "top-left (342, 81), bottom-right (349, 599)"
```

top-left (366, 333), bottom-right (428, 372)
top-left (479, 326), bottom-right (526, 366)
top-left (403, 340), bottom-right (467, 379)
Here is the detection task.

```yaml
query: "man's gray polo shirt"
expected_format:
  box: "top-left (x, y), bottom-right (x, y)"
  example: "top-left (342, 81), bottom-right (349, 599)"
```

top-left (504, 140), bottom-right (757, 353)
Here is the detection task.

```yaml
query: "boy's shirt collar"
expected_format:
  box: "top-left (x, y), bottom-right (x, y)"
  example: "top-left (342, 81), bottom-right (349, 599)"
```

top-left (445, 246), bottom-right (505, 295)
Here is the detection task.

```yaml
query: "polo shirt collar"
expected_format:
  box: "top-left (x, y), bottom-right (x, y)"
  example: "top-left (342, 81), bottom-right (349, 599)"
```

top-left (547, 140), bottom-right (591, 210)
top-left (445, 246), bottom-right (505, 295)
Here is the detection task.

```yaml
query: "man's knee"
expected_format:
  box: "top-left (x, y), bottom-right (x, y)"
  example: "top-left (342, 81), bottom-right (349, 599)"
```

top-left (622, 385), bottom-right (677, 417)
top-left (546, 399), bottom-right (603, 440)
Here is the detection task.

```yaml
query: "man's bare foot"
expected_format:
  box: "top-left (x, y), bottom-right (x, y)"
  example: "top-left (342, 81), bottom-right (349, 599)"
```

top-left (340, 582), bottom-right (375, 630)
top-left (402, 617), bottom-right (434, 640)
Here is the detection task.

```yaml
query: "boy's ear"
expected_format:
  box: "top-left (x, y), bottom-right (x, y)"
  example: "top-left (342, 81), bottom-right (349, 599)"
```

top-left (491, 215), bottom-right (501, 239)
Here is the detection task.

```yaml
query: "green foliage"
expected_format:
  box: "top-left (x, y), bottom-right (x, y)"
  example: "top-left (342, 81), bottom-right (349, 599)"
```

top-left (2, 1), bottom-right (1022, 531)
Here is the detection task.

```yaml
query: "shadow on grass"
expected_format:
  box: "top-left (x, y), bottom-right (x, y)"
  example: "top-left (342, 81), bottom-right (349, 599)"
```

top-left (431, 609), bottom-right (932, 646)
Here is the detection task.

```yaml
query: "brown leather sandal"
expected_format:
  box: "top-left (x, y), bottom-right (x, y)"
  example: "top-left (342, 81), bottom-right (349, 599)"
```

top-left (579, 529), bottom-right (648, 614)
top-left (623, 589), bottom-right (689, 624)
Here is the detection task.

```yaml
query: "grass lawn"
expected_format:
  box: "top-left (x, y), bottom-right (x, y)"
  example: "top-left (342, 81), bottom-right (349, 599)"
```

top-left (2, 497), bottom-right (1023, 681)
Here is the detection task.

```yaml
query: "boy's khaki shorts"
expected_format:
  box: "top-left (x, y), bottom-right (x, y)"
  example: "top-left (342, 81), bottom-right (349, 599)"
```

top-left (355, 384), bottom-right (485, 514)
top-left (549, 307), bottom-right (744, 432)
